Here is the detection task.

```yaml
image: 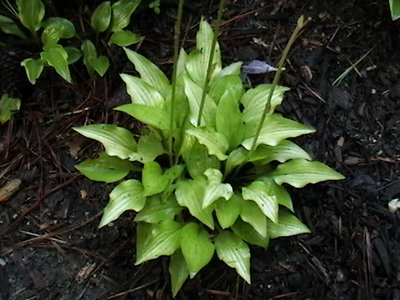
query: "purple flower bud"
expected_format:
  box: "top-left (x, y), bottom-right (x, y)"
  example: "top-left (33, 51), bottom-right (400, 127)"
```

top-left (242, 60), bottom-right (278, 74)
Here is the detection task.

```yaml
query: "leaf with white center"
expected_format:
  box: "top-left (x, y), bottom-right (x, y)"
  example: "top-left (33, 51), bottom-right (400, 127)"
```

top-left (240, 199), bottom-right (267, 238)
top-left (175, 177), bottom-right (214, 229)
top-left (270, 158), bottom-right (345, 188)
top-left (215, 194), bottom-right (242, 229)
top-left (215, 86), bottom-right (245, 150)
top-left (252, 140), bottom-right (312, 164)
top-left (142, 161), bottom-right (169, 196)
top-left (184, 74), bottom-right (216, 126)
top-left (124, 48), bottom-right (170, 98)
top-left (180, 223), bottom-right (214, 278)
top-left (241, 85), bottom-right (289, 123)
top-left (120, 74), bottom-right (164, 106)
top-left (136, 220), bottom-right (182, 265)
top-left (232, 219), bottom-right (269, 248)
top-left (99, 179), bottom-right (145, 227)
top-left (267, 210), bottom-right (310, 239)
top-left (115, 103), bottom-right (169, 131)
top-left (75, 152), bottom-right (133, 183)
top-left (242, 181), bottom-right (279, 223)
top-left (73, 124), bottom-right (136, 159)
top-left (242, 114), bottom-right (315, 149)
top-left (258, 178), bottom-right (294, 211)
top-left (135, 195), bottom-right (182, 223)
top-left (215, 231), bottom-right (251, 284)
top-left (202, 169), bottom-right (233, 208)
top-left (186, 127), bottom-right (228, 161)
top-left (169, 250), bottom-right (189, 297)
top-left (129, 131), bottom-right (166, 163)
top-left (181, 136), bottom-right (220, 178)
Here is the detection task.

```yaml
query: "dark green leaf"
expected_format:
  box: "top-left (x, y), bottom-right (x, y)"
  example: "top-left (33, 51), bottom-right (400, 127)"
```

top-left (41, 46), bottom-right (72, 82)
top-left (110, 0), bottom-right (141, 32)
top-left (169, 250), bottom-right (189, 297)
top-left (64, 46), bottom-right (82, 64)
top-left (0, 15), bottom-right (27, 38)
top-left (16, 0), bottom-right (45, 35)
top-left (0, 94), bottom-right (20, 124)
top-left (91, 1), bottom-right (111, 33)
top-left (109, 30), bottom-right (143, 46)
top-left (88, 55), bottom-right (109, 77)
top-left (231, 219), bottom-right (269, 248)
top-left (21, 58), bottom-right (44, 84)
top-left (42, 17), bottom-right (76, 38)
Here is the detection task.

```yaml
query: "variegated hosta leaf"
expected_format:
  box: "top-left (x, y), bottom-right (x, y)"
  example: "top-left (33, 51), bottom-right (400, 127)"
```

top-left (251, 140), bottom-right (311, 164)
top-left (180, 223), bottom-right (214, 278)
top-left (175, 176), bottom-right (214, 229)
top-left (202, 169), bottom-right (233, 208)
top-left (186, 127), bottom-right (229, 161)
top-left (242, 114), bottom-right (315, 149)
top-left (135, 195), bottom-right (182, 223)
top-left (267, 210), bottom-right (310, 239)
top-left (136, 220), bottom-right (182, 265)
top-left (209, 74), bottom-right (243, 106)
top-left (99, 179), bottom-right (145, 227)
top-left (123, 48), bottom-right (170, 98)
top-left (73, 124), bottom-right (136, 159)
top-left (232, 219), bottom-right (269, 248)
top-left (183, 74), bottom-right (216, 127)
top-left (215, 231), bottom-right (251, 284)
top-left (128, 131), bottom-right (166, 163)
top-left (241, 84), bottom-right (289, 123)
top-left (242, 181), bottom-right (279, 223)
top-left (216, 61), bottom-right (243, 79)
top-left (120, 74), bottom-right (165, 106)
top-left (142, 161), bottom-right (169, 196)
top-left (270, 158), bottom-right (345, 188)
top-left (169, 250), bottom-right (189, 297)
top-left (240, 199), bottom-right (267, 238)
top-left (75, 152), bottom-right (133, 183)
top-left (215, 194), bottom-right (242, 229)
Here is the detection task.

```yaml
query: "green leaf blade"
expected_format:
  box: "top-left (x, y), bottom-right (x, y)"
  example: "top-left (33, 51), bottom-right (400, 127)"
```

top-left (91, 1), bottom-right (111, 33)
top-left (267, 210), bottom-right (311, 239)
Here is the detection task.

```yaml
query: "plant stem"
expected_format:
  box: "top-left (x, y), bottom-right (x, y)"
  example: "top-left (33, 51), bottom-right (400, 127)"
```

top-left (249, 16), bottom-right (306, 154)
top-left (168, 0), bottom-right (185, 166)
top-left (196, 0), bottom-right (227, 127)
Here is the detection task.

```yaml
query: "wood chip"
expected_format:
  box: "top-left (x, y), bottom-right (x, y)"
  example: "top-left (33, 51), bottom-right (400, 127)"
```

top-left (0, 178), bottom-right (22, 202)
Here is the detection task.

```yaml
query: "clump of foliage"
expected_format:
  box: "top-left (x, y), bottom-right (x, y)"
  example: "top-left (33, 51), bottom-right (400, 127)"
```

top-left (74, 6), bottom-right (344, 296)
top-left (0, 0), bottom-right (143, 84)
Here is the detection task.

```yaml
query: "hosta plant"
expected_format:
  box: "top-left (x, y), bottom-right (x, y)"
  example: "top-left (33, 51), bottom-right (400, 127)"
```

top-left (74, 18), bottom-right (344, 296)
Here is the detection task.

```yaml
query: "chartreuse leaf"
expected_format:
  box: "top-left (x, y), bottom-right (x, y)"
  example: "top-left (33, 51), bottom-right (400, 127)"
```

top-left (136, 220), bottom-right (182, 265)
top-left (0, 94), bottom-right (20, 124)
top-left (180, 223), bottom-right (214, 278)
top-left (16, 0), bottom-right (44, 35)
top-left (99, 179), bottom-right (145, 227)
top-left (203, 169), bottom-right (233, 208)
top-left (41, 24), bottom-right (63, 49)
top-left (390, 0), bottom-right (400, 20)
top-left (232, 219), bottom-right (269, 248)
top-left (186, 127), bottom-right (229, 161)
top-left (209, 74), bottom-right (243, 106)
top-left (110, 0), bottom-right (141, 32)
top-left (242, 114), bottom-right (315, 150)
top-left (240, 199), bottom-right (267, 238)
top-left (135, 195), bottom-right (182, 223)
top-left (267, 210), bottom-right (310, 239)
top-left (129, 131), bottom-right (166, 163)
top-left (258, 178), bottom-right (294, 211)
top-left (217, 61), bottom-right (243, 79)
top-left (242, 181), bottom-right (279, 223)
top-left (115, 103), bottom-right (169, 131)
top-left (142, 161), bottom-right (169, 196)
top-left (184, 74), bottom-right (216, 126)
top-left (175, 176), bottom-right (214, 229)
top-left (40, 46), bottom-right (72, 83)
top-left (215, 231), bottom-right (251, 284)
top-left (89, 55), bottom-right (109, 77)
top-left (42, 17), bottom-right (76, 39)
top-left (270, 158), bottom-right (345, 188)
top-left (21, 58), bottom-right (44, 84)
top-left (215, 194), bottom-right (242, 229)
top-left (225, 147), bottom-right (247, 176)
top-left (91, 1), bottom-right (111, 33)
top-left (123, 48), bottom-right (170, 99)
top-left (109, 30), bottom-right (143, 46)
top-left (215, 87), bottom-right (245, 150)
top-left (75, 152), bottom-right (133, 183)
top-left (120, 74), bottom-right (165, 106)
top-left (73, 124), bottom-right (137, 159)
top-left (241, 85), bottom-right (289, 123)
top-left (185, 20), bottom-right (221, 86)
top-left (169, 250), bottom-right (189, 297)
top-left (0, 15), bottom-right (27, 39)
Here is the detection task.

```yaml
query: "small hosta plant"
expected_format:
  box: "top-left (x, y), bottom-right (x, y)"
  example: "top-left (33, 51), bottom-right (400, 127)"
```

top-left (74, 18), bottom-right (344, 296)
top-left (0, 0), bottom-right (143, 84)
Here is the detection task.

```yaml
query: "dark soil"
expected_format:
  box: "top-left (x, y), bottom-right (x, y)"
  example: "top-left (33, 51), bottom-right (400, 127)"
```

top-left (1, 0), bottom-right (400, 299)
